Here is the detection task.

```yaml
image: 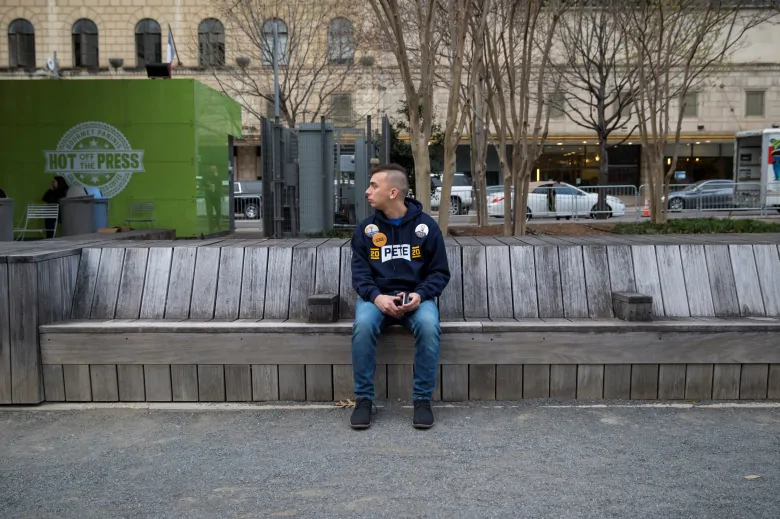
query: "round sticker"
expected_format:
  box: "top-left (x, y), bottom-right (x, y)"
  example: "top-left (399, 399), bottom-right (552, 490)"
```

top-left (372, 232), bottom-right (387, 247)
top-left (415, 224), bottom-right (429, 238)
top-left (364, 224), bottom-right (379, 237)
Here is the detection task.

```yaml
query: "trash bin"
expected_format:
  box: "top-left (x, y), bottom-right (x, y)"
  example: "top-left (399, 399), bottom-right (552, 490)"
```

top-left (84, 187), bottom-right (109, 231)
top-left (60, 195), bottom-right (95, 237)
top-left (0, 197), bottom-right (13, 242)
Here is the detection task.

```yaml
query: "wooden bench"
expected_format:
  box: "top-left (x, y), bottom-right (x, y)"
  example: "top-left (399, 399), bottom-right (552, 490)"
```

top-left (5, 234), bottom-right (780, 404)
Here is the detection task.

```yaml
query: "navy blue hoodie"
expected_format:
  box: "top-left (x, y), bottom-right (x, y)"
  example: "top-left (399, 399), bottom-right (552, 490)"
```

top-left (351, 198), bottom-right (450, 303)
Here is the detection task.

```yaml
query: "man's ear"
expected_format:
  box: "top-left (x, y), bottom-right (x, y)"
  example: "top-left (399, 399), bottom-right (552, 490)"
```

top-left (390, 188), bottom-right (398, 199)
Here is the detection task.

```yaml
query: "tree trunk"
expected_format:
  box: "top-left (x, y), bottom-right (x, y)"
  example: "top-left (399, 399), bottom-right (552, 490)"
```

top-left (594, 137), bottom-right (610, 218)
top-left (409, 133), bottom-right (432, 212)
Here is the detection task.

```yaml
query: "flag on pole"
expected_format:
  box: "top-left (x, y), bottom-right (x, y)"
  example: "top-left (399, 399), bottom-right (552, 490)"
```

top-left (166, 26), bottom-right (176, 71)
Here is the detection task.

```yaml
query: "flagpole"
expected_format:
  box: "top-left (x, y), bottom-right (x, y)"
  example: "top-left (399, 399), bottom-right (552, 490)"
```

top-left (167, 24), bottom-right (182, 67)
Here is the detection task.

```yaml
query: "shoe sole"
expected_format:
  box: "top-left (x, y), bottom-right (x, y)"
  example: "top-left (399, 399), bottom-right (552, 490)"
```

top-left (350, 423), bottom-right (371, 430)
top-left (412, 423), bottom-right (434, 429)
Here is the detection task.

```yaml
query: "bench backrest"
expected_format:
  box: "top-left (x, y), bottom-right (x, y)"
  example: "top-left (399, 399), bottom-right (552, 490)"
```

top-left (67, 237), bottom-right (780, 321)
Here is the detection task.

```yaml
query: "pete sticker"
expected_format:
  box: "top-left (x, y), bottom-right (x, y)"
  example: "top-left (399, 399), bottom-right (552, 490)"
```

top-left (364, 224), bottom-right (379, 237)
top-left (415, 224), bottom-right (429, 238)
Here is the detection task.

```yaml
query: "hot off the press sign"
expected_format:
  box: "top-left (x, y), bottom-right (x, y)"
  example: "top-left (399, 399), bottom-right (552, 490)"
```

top-left (44, 121), bottom-right (145, 198)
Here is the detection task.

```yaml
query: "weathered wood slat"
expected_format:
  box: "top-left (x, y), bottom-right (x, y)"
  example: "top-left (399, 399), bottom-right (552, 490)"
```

top-left (387, 364), bottom-right (413, 401)
top-left (90, 248), bottom-right (125, 319)
top-left (375, 364), bottom-right (388, 400)
top-left (70, 248), bottom-right (101, 319)
top-left (139, 248), bottom-right (173, 319)
top-left (433, 366), bottom-right (442, 402)
top-left (63, 365), bottom-right (91, 402)
top-left (289, 245), bottom-right (318, 321)
top-left (42, 364), bottom-right (65, 402)
top-left (510, 246), bottom-right (538, 319)
top-left (751, 245), bottom-right (780, 316)
top-left (631, 246), bottom-right (665, 317)
top-left (460, 240), bottom-right (489, 319)
top-left (225, 364), bottom-right (252, 401)
top-left (484, 244), bottom-right (513, 319)
top-left (655, 246), bottom-right (690, 317)
top-left (576, 365), bottom-right (604, 400)
top-left (278, 364), bottom-right (306, 401)
top-left (62, 255), bottom-right (80, 320)
top-left (469, 364), bottom-right (496, 400)
top-left (117, 365), bottom-right (145, 401)
top-left (549, 365), bottom-right (577, 399)
top-left (630, 364), bottom-right (659, 399)
top-left (198, 365), bottom-right (226, 401)
top-left (439, 241), bottom-right (464, 320)
top-left (239, 247), bottom-right (269, 319)
top-left (214, 248), bottom-right (245, 320)
top-left (37, 259), bottom-right (63, 326)
top-left (443, 364), bottom-right (469, 401)
top-left (712, 364), bottom-right (741, 400)
top-left (658, 364), bottom-right (686, 400)
top-left (680, 245), bottom-right (715, 317)
top-left (314, 240), bottom-right (344, 315)
top-left (534, 247), bottom-right (563, 318)
top-left (305, 364), bottom-right (333, 401)
top-left (8, 263), bottom-right (42, 403)
top-left (559, 247), bottom-right (589, 319)
top-left (252, 364), bottom-right (279, 401)
top-left (338, 246), bottom-right (356, 319)
top-left (768, 365), bottom-right (780, 399)
top-left (188, 247), bottom-right (220, 319)
top-left (0, 263), bottom-right (10, 403)
top-left (495, 365), bottom-right (523, 400)
top-left (144, 364), bottom-right (172, 401)
top-left (265, 247), bottom-right (294, 320)
top-left (607, 246), bottom-right (636, 293)
top-left (729, 245), bottom-right (765, 316)
top-left (685, 364), bottom-right (713, 400)
top-left (171, 365), bottom-right (199, 402)
top-left (332, 365), bottom-right (354, 401)
top-left (523, 365), bottom-right (550, 398)
top-left (90, 364), bottom-right (118, 402)
top-left (704, 245), bottom-right (740, 317)
top-left (740, 364), bottom-right (768, 399)
top-left (115, 248), bottom-right (149, 319)
top-left (164, 247), bottom-right (197, 319)
top-left (603, 365), bottom-right (631, 399)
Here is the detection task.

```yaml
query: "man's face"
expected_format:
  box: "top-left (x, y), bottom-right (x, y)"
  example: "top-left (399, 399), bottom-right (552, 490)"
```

top-left (366, 172), bottom-right (396, 210)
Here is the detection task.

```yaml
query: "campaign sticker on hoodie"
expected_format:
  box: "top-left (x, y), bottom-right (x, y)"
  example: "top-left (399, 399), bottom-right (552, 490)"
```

top-left (364, 224), bottom-right (379, 237)
top-left (415, 224), bottom-right (429, 238)
top-left (372, 232), bottom-right (388, 247)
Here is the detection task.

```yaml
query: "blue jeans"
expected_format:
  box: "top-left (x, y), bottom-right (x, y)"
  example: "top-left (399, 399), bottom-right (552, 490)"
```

top-left (352, 297), bottom-right (441, 401)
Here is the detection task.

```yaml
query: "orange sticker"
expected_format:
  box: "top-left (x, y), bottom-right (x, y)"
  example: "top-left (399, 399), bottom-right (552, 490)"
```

top-left (372, 232), bottom-right (387, 247)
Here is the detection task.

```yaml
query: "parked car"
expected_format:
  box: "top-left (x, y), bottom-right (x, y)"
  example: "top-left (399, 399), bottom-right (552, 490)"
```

top-left (233, 180), bottom-right (262, 219)
top-left (430, 173), bottom-right (473, 215)
top-left (487, 181), bottom-right (627, 220)
top-left (664, 179), bottom-right (736, 211)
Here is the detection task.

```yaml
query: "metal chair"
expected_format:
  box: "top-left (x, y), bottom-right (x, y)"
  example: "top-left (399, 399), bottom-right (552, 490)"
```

top-left (125, 201), bottom-right (155, 227)
top-left (13, 203), bottom-right (60, 240)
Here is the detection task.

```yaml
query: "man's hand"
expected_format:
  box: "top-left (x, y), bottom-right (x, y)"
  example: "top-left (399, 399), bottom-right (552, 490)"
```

top-left (398, 292), bottom-right (422, 314)
top-left (374, 294), bottom-right (404, 318)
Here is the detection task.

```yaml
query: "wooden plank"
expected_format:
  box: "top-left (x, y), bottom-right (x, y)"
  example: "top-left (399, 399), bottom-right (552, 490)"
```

top-left (171, 365), bottom-right (199, 402)
top-left (90, 248), bottom-right (125, 319)
top-left (114, 248), bottom-right (149, 319)
top-left (484, 244), bottom-right (513, 319)
top-left (225, 365), bottom-right (252, 402)
top-left (729, 245), bottom-right (765, 317)
top-left (188, 247), bottom-right (220, 319)
top-left (712, 364), bottom-right (741, 400)
top-left (631, 246), bottom-right (665, 317)
top-left (655, 246), bottom-right (690, 317)
top-left (70, 248), bottom-right (101, 319)
top-left (680, 245), bottom-right (715, 317)
top-left (558, 247), bottom-right (588, 319)
top-left (42, 365), bottom-right (65, 402)
top-left (630, 364), bottom-right (659, 399)
top-left (305, 364), bottom-right (333, 401)
top-left (607, 246), bottom-right (636, 293)
top-left (534, 247), bottom-right (563, 318)
top-left (144, 365), bottom-right (172, 401)
top-left (332, 364), bottom-right (354, 401)
top-left (439, 241), bottom-right (464, 320)
top-left (278, 365), bottom-right (306, 401)
top-left (658, 364), bottom-right (686, 400)
top-left (164, 248), bottom-right (196, 319)
top-left (264, 246), bottom-right (294, 320)
top-left (252, 364), bottom-right (279, 401)
top-left (37, 259), bottom-right (62, 326)
top-left (442, 365), bottom-right (469, 401)
top-left (752, 245), bottom-right (780, 316)
top-left (510, 246), bottom-right (538, 319)
top-left (198, 365), bottom-right (226, 401)
top-left (704, 245), bottom-right (740, 317)
top-left (8, 262), bottom-right (42, 403)
top-left (523, 365), bottom-right (550, 398)
top-left (239, 247), bottom-right (269, 319)
top-left (550, 365), bottom-right (577, 399)
top-left (576, 365), bottom-right (604, 400)
top-left (604, 365), bottom-right (631, 399)
top-left (768, 365), bottom-right (780, 399)
top-left (468, 364), bottom-right (496, 400)
top-left (495, 365), bottom-right (523, 400)
top-left (338, 246), bottom-right (356, 319)
top-left (314, 241), bottom-right (344, 317)
top-left (740, 364), bottom-right (769, 400)
top-left (289, 246), bottom-right (318, 321)
top-left (62, 255), bottom-right (80, 319)
top-left (214, 248), bottom-right (245, 320)
top-left (685, 364), bottom-right (713, 400)
top-left (375, 364), bottom-right (388, 400)
top-left (433, 366), bottom-right (442, 402)
top-left (139, 248), bottom-right (173, 319)
top-left (460, 240), bottom-right (489, 319)
top-left (0, 263), bottom-right (10, 403)
top-left (89, 365), bottom-right (118, 402)
top-left (117, 365), bottom-right (145, 401)
top-left (63, 365), bottom-right (91, 402)
top-left (387, 364), bottom-right (413, 401)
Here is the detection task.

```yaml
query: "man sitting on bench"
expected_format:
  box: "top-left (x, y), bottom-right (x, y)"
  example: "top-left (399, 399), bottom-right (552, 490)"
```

top-left (349, 164), bottom-right (451, 430)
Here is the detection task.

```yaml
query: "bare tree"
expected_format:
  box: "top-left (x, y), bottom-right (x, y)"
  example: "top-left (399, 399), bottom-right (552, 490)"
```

top-left (621, 0), bottom-right (776, 224)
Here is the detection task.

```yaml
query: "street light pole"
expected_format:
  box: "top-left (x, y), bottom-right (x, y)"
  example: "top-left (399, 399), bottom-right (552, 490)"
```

top-left (273, 20), bottom-right (280, 124)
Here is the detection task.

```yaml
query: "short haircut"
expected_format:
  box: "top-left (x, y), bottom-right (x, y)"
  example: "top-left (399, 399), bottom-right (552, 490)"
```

top-left (370, 163), bottom-right (409, 198)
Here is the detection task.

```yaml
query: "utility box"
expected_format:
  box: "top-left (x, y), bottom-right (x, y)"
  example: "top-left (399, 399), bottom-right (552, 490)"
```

top-left (60, 195), bottom-right (95, 236)
top-left (297, 123), bottom-right (335, 234)
top-left (85, 187), bottom-right (109, 231)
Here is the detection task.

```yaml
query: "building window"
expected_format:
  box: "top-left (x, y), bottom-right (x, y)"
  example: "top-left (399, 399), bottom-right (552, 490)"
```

top-left (8, 19), bottom-right (35, 69)
top-left (328, 18), bottom-right (354, 64)
top-left (331, 93), bottom-right (353, 125)
top-left (135, 19), bottom-right (161, 67)
top-left (198, 18), bottom-right (225, 67)
top-left (72, 19), bottom-right (98, 68)
top-left (262, 19), bottom-right (289, 66)
top-left (549, 91), bottom-right (565, 118)
top-left (745, 91), bottom-right (765, 117)
top-left (682, 92), bottom-right (698, 118)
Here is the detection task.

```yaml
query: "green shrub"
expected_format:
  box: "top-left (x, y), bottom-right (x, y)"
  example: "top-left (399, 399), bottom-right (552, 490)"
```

top-left (612, 218), bottom-right (780, 235)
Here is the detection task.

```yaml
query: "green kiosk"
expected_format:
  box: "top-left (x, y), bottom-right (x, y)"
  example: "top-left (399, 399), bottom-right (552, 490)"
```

top-left (0, 79), bottom-right (242, 239)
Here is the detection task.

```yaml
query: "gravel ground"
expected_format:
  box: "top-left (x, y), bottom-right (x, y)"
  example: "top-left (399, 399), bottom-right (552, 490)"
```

top-left (1, 402), bottom-right (779, 518)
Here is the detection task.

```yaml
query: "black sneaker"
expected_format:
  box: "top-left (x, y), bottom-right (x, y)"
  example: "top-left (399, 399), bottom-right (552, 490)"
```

top-left (412, 399), bottom-right (434, 429)
top-left (350, 398), bottom-right (374, 429)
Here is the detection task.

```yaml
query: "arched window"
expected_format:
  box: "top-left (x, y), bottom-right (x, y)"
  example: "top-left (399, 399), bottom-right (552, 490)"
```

top-left (198, 18), bottom-right (225, 67)
top-left (262, 18), bottom-right (288, 66)
top-left (72, 19), bottom-right (98, 68)
top-left (8, 19), bottom-right (35, 68)
top-left (327, 18), bottom-right (354, 64)
top-left (135, 19), bottom-right (161, 67)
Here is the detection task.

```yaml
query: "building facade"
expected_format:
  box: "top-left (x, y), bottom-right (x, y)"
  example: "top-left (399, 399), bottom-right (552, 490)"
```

top-left (2, 0), bottom-right (779, 186)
